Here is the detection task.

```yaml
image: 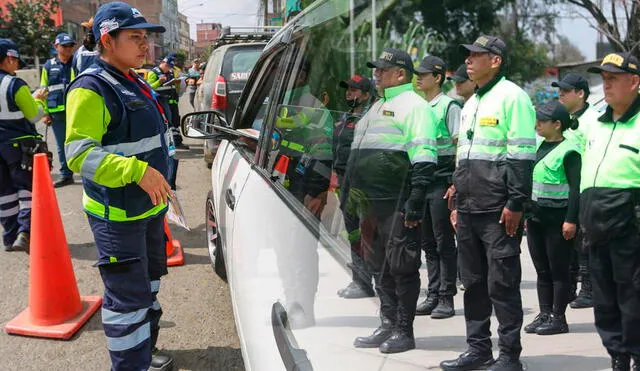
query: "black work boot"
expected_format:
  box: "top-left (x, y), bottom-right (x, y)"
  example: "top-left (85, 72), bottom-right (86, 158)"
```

top-left (149, 347), bottom-right (174, 371)
top-left (611, 353), bottom-right (631, 371)
top-left (487, 354), bottom-right (523, 371)
top-left (53, 176), bottom-right (74, 188)
top-left (524, 312), bottom-right (550, 333)
top-left (416, 295), bottom-right (438, 316)
top-left (535, 313), bottom-right (569, 335)
top-left (337, 281), bottom-right (375, 298)
top-left (431, 296), bottom-right (455, 319)
top-left (570, 274), bottom-right (593, 309)
top-left (633, 356), bottom-right (640, 371)
top-left (379, 330), bottom-right (415, 354)
top-left (440, 351), bottom-right (495, 371)
top-left (354, 317), bottom-right (393, 348)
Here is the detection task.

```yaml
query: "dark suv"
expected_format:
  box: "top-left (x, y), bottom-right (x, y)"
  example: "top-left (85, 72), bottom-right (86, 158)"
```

top-left (194, 28), bottom-right (274, 167)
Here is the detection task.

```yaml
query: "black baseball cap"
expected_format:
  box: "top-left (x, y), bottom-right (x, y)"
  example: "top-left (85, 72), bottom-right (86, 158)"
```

top-left (93, 1), bottom-right (166, 38)
top-left (0, 39), bottom-right (26, 68)
top-left (367, 48), bottom-right (414, 72)
top-left (536, 99), bottom-right (571, 129)
top-left (461, 35), bottom-right (507, 57)
top-left (339, 75), bottom-right (372, 91)
top-left (587, 52), bottom-right (640, 75)
top-left (447, 64), bottom-right (469, 82)
top-left (551, 72), bottom-right (590, 93)
top-left (414, 55), bottom-right (446, 75)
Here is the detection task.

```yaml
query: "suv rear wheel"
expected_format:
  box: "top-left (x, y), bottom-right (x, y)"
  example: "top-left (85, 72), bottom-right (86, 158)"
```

top-left (206, 190), bottom-right (227, 281)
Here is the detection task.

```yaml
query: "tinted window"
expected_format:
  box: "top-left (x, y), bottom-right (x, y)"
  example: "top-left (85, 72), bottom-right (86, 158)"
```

top-left (222, 45), bottom-right (265, 81)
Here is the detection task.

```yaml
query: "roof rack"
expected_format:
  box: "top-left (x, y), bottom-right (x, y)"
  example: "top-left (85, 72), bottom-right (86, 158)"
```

top-left (211, 26), bottom-right (281, 49)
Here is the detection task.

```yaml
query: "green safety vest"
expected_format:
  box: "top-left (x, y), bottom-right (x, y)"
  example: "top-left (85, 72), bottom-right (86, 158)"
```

top-left (581, 105), bottom-right (640, 192)
top-left (430, 94), bottom-right (459, 157)
top-left (457, 77), bottom-right (537, 163)
top-left (564, 106), bottom-right (600, 153)
top-left (532, 139), bottom-right (578, 204)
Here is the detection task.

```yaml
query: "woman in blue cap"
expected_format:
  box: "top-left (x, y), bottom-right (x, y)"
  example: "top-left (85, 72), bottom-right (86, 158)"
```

top-left (64, 2), bottom-right (173, 370)
top-left (0, 39), bottom-right (48, 253)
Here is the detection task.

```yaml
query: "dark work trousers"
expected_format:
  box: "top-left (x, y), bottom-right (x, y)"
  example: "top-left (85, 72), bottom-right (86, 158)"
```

top-left (589, 232), bottom-right (640, 357)
top-left (457, 211), bottom-right (523, 358)
top-left (51, 111), bottom-right (72, 178)
top-left (0, 143), bottom-right (32, 246)
top-left (88, 212), bottom-right (168, 371)
top-left (574, 230), bottom-right (590, 291)
top-left (168, 103), bottom-right (183, 146)
top-left (344, 205), bottom-right (372, 289)
top-left (360, 200), bottom-right (421, 333)
top-left (422, 184), bottom-right (457, 297)
top-left (526, 218), bottom-right (573, 315)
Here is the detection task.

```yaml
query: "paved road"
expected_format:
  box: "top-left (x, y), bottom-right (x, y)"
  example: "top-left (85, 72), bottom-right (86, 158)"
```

top-left (0, 96), bottom-right (245, 371)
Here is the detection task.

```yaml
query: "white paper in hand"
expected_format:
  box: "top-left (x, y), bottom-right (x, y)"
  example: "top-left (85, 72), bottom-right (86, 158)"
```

top-left (167, 190), bottom-right (190, 231)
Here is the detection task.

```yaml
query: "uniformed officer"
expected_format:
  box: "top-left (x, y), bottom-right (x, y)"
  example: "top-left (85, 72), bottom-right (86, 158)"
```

top-left (41, 32), bottom-right (76, 188)
top-left (350, 48), bottom-right (438, 354)
top-left (72, 17), bottom-right (99, 75)
top-left (551, 72), bottom-right (600, 309)
top-left (147, 55), bottom-right (188, 150)
top-left (64, 2), bottom-right (173, 370)
top-left (0, 39), bottom-right (47, 252)
top-left (582, 52), bottom-right (640, 371)
top-left (448, 64), bottom-right (475, 103)
top-left (414, 55), bottom-right (460, 319)
top-left (334, 75), bottom-right (375, 299)
top-left (523, 100), bottom-right (581, 336)
top-left (441, 36), bottom-right (536, 371)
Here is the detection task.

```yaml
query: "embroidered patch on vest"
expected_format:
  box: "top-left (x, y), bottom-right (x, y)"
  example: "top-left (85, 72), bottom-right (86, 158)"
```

top-left (383, 110), bottom-right (395, 117)
top-left (479, 117), bottom-right (498, 126)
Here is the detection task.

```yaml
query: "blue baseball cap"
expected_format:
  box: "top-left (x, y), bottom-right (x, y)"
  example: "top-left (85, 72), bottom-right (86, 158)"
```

top-left (55, 33), bottom-right (76, 46)
top-left (0, 39), bottom-right (26, 68)
top-left (93, 1), bottom-right (166, 38)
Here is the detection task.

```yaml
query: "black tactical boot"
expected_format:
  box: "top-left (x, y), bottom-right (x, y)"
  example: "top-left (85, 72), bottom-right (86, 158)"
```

top-left (354, 317), bottom-right (393, 348)
top-left (535, 313), bottom-right (569, 335)
top-left (487, 354), bottom-right (523, 371)
top-left (337, 281), bottom-right (375, 298)
top-left (431, 296), bottom-right (455, 319)
top-left (611, 353), bottom-right (631, 371)
top-left (570, 274), bottom-right (593, 309)
top-left (416, 295), bottom-right (438, 316)
top-left (440, 351), bottom-right (495, 371)
top-left (379, 330), bottom-right (415, 354)
top-left (524, 312), bottom-right (550, 333)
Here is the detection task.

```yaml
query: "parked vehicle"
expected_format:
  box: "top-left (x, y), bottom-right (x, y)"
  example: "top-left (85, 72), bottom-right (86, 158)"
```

top-left (194, 28), bottom-right (275, 167)
top-left (180, 0), bottom-right (432, 369)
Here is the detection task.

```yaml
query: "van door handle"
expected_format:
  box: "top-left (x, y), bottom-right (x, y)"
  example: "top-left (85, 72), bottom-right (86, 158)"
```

top-left (271, 302), bottom-right (313, 371)
top-left (225, 189), bottom-right (236, 210)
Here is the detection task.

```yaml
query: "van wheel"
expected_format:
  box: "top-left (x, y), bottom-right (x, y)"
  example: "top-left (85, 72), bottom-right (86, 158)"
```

top-left (206, 190), bottom-right (227, 282)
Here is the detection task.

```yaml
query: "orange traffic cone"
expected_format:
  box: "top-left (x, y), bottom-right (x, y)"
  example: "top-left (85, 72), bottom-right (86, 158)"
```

top-left (271, 155), bottom-right (290, 186)
top-left (4, 154), bottom-right (101, 340)
top-left (164, 218), bottom-right (184, 266)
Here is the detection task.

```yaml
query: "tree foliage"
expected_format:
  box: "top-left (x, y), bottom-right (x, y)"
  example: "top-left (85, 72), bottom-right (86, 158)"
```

top-left (0, 0), bottom-right (61, 65)
top-left (553, 35), bottom-right (586, 64)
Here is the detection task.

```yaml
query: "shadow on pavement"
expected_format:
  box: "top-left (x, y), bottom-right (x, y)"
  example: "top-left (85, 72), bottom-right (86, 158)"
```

top-left (181, 251), bottom-right (211, 266)
top-left (172, 223), bottom-right (206, 250)
top-left (166, 346), bottom-right (245, 371)
top-left (520, 280), bottom-right (537, 290)
top-left (523, 354), bottom-right (610, 371)
top-left (415, 335), bottom-right (468, 352)
top-left (567, 321), bottom-right (597, 334)
top-left (175, 149), bottom-right (207, 161)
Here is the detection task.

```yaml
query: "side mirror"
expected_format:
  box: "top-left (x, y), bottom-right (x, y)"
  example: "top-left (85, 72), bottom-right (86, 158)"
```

top-left (181, 110), bottom-right (228, 139)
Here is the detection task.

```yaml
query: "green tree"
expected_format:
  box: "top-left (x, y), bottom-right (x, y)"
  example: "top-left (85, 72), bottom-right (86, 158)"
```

top-left (0, 0), bottom-right (61, 70)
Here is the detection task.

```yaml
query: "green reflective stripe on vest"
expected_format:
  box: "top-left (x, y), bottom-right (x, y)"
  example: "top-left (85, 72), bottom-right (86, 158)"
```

top-left (281, 139), bottom-right (305, 153)
top-left (430, 94), bottom-right (458, 157)
top-left (48, 105), bottom-right (66, 113)
top-left (532, 140), bottom-right (576, 202)
top-left (83, 192), bottom-right (167, 222)
top-left (581, 109), bottom-right (640, 192)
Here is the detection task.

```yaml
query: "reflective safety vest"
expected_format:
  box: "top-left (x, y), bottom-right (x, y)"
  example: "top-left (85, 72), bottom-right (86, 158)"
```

top-left (430, 94), bottom-right (459, 157)
top-left (565, 105), bottom-right (600, 153)
top-left (0, 73), bottom-right (39, 143)
top-left (150, 66), bottom-right (178, 104)
top-left (73, 45), bottom-right (99, 75)
top-left (66, 65), bottom-right (170, 221)
top-left (41, 57), bottom-right (75, 113)
top-left (532, 139), bottom-right (578, 206)
top-left (581, 105), bottom-right (640, 192)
